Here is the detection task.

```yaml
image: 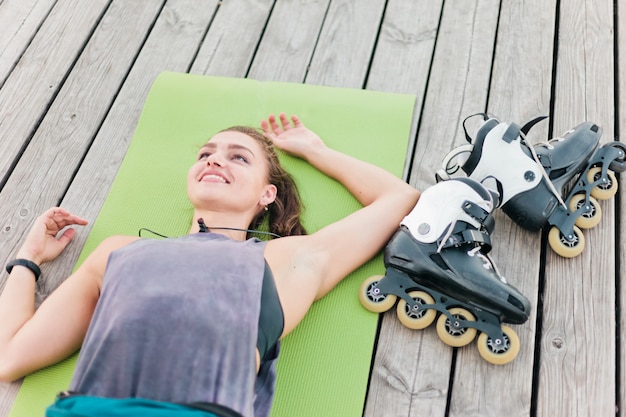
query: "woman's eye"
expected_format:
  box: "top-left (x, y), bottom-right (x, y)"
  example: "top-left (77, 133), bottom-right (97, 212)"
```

top-left (232, 154), bottom-right (249, 163)
top-left (198, 152), bottom-right (210, 161)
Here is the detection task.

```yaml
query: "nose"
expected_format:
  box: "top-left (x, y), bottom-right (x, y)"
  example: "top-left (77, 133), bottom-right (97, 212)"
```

top-left (205, 152), bottom-right (224, 167)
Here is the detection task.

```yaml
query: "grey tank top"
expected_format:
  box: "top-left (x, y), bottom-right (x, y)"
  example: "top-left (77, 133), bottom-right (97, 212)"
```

top-left (70, 233), bottom-right (279, 417)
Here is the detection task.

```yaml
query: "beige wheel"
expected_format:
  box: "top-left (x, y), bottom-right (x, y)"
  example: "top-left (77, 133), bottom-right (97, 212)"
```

top-left (396, 291), bottom-right (436, 330)
top-left (587, 167), bottom-right (618, 200)
top-left (359, 275), bottom-right (396, 313)
top-left (568, 194), bottom-right (601, 229)
top-left (548, 225), bottom-right (585, 258)
top-left (435, 307), bottom-right (477, 347)
top-left (477, 325), bottom-right (520, 365)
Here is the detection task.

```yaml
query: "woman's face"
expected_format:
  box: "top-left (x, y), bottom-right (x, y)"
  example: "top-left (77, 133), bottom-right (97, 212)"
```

top-left (187, 131), bottom-right (277, 215)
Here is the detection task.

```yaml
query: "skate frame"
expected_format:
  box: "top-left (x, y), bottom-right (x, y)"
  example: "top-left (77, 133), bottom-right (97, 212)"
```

top-left (374, 267), bottom-right (508, 342)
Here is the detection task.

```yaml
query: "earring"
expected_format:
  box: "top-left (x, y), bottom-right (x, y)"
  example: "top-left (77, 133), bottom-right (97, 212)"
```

top-left (264, 205), bottom-right (269, 211)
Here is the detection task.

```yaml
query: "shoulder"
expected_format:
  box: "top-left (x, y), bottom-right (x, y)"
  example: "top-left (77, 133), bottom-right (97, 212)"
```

top-left (81, 235), bottom-right (140, 273)
top-left (97, 235), bottom-right (140, 256)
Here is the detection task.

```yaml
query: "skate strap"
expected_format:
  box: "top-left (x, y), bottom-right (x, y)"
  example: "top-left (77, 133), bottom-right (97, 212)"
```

top-left (520, 115), bottom-right (548, 136)
top-left (462, 200), bottom-right (491, 224)
top-left (440, 229), bottom-right (492, 253)
top-left (462, 113), bottom-right (547, 144)
top-left (502, 123), bottom-right (521, 143)
top-left (462, 112), bottom-right (490, 143)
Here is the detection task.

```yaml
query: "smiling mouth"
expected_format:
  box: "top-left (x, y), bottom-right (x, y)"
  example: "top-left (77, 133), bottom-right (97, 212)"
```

top-left (200, 174), bottom-right (229, 183)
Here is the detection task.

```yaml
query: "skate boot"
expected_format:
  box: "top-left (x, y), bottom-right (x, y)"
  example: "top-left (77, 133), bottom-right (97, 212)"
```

top-left (359, 177), bottom-right (531, 365)
top-left (437, 114), bottom-right (626, 257)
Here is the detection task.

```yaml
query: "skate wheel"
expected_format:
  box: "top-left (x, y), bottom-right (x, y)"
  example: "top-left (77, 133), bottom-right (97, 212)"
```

top-left (396, 291), bottom-right (436, 330)
top-left (548, 225), bottom-right (585, 258)
top-left (568, 194), bottom-right (602, 229)
top-left (359, 275), bottom-right (397, 313)
top-left (477, 325), bottom-right (520, 365)
top-left (435, 307), bottom-right (477, 347)
top-left (587, 167), bottom-right (618, 200)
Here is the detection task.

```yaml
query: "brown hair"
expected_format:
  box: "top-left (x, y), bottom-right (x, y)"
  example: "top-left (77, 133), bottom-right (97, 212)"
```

top-left (219, 126), bottom-right (307, 238)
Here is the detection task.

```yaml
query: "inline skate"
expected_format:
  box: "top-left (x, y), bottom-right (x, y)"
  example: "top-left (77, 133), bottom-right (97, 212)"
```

top-left (436, 114), bottom-right (626, 257)
top-left (359, 177), bottom-right (531, 365)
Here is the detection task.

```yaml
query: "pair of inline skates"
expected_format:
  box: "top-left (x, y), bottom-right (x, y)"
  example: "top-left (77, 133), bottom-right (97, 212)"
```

top-left (359, 114), bottom-right (626, 364)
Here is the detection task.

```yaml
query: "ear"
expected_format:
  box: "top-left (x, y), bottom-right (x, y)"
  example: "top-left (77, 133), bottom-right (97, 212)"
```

top-left (259, 184), bottom-right (277, 206)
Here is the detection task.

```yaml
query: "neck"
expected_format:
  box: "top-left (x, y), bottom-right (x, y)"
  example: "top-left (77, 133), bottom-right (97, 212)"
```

top-left (189, 209), bottom-right (252, 240)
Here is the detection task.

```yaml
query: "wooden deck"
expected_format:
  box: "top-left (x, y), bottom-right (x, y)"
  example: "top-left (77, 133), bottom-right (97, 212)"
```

top-left (0, 0), bottom-right (624, 416)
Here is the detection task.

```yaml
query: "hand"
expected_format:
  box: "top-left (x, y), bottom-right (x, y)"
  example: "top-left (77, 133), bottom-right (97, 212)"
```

top-left (260, 113), bottom-right (326, 160)
top-left (16, 207), bottom-right (88, 265)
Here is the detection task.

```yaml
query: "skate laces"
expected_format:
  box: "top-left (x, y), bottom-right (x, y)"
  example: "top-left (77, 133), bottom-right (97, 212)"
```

top-left (436, 220), bottom-right (458, 253)
top-left (467, 246), bottom-right (508, 283)
top-left (532, 135), bottom-right (566, 150)
top-left (519, 130), bottom-right (567, 209)
top-left (467, 246), bottom-right (491, 269)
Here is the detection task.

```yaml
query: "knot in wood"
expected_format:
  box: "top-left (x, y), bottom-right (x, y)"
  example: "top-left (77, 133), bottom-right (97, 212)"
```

top-left (551, 338), bottom-right (564, 349)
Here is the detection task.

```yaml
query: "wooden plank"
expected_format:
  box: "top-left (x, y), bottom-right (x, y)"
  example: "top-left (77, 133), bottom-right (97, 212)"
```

top-left (366, 0), bottom-right (440, 96)
top-left (366, 0), bottom-right (443, 180)
top-left (413, 2), bottom-right (538, 416)
top-left (0, 0), bottom-right (110, 185)
top-left (189, 0), bottom-right (273, 77)
top-left (615, 0), bottom-right (626, 410)
top-left (304, 0), bottom-right (385, 88)
top-left (248, 0), bottom-right (329, 82)
top-left (361, 1), bottom-right (446, 416)
top-left (459, 0), bottom-right (557, 416)
top-left (538, 0), bottom-right (617, 415)
top-left (486, 0), bottom-right (556, 313)
top-left (445, 11), bottom-right (547, 417)
top-left (0, 380), bottom-right (20, 417)
top-left (0, 0), bottom-right (56, 87)
top-left (408, 0), bottom-right (499, 188)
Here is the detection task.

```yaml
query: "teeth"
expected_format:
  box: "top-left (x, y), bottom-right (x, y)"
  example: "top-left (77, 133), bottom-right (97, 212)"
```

top-left (201, 174), bottom-right (227, 183)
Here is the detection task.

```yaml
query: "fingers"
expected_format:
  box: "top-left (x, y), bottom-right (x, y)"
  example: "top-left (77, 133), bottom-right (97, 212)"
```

top-left (260, 119), bottom-right (274, 137)
top-left (18, 208), bottom-right (87, 264)
top-left (261, 113), bottom-right (303, 136)
top-left (290, 114), bottom-right (303, 128)
top-left (278, 113), bottom-right (291, 130)
top-left (56, 227), bottom-right (78, 248)
top-left (43, 207), bottom-right (88, 231)
top-left (268, 114), bottom-right (281, 133)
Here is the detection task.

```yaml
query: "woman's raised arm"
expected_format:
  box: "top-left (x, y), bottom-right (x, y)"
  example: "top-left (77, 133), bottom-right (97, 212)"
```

top-left (262, 114), bottom-right (420, 300)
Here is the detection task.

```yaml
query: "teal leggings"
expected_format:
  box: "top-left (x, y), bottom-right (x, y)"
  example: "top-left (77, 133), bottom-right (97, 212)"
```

top-left (46, 395), bottom-right (227, 417)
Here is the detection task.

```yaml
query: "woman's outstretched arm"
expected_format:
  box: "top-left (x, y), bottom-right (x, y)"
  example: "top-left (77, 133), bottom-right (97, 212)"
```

top-left (262, 114), bottom-right (419, 302)
top-left (0, 208), bottom-right (131, 382)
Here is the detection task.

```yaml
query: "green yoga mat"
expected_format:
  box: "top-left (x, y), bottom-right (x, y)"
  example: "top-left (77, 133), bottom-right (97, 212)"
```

top-left (8, 72), bottom-right (415, 417)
